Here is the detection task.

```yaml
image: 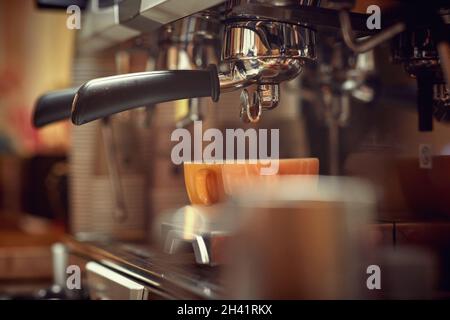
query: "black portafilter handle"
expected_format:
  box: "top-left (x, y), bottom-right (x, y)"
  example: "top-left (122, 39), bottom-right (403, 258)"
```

top-left (71, 65), bottom-right (220, 125)
top-left (33, 88), bottom-right (78, 128)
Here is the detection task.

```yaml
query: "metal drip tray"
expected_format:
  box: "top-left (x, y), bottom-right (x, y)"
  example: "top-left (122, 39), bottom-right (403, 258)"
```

top-left (65, 238), bottom-right (224, 299)
top-left (159, 205), bottom-right (236, 266)
top-left (161, 223), bottom-right (230, 266)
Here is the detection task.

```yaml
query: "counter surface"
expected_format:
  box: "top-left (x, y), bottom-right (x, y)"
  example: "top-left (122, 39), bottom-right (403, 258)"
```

top-left (65, 237), bottom-right (223, 299)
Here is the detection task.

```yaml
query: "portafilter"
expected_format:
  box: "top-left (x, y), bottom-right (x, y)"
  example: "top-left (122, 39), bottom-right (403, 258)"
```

top-left (71, 0), bottom-right (319, 125)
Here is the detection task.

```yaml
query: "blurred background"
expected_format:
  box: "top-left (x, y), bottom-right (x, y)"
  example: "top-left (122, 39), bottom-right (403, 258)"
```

top-left (1, 0), bottom-right (450, 300)
top-left (0, 1), bottom-right (72, 296)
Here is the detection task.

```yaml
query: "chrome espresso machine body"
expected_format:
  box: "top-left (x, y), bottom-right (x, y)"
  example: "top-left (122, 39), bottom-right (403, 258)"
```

top-left (32, 0), bottom-right (450, 299)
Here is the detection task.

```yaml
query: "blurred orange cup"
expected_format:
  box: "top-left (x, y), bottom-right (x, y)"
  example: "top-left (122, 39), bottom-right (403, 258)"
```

top-left (183, 158), bottom-right (319, 206)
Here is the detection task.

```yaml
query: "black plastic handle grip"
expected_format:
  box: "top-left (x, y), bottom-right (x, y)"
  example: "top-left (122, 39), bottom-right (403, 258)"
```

top-left (71, 65), bottom-right (220, 125)
top-left (33, 88), bottom-right (78, 128)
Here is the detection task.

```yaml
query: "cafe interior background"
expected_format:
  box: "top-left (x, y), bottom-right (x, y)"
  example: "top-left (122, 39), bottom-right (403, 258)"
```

top-left (0, 0), bottom-right (449, 299)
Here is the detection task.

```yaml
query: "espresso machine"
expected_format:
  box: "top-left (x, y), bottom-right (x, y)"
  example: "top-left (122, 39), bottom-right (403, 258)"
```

top-left (32, 0), bottom-right (450, 299)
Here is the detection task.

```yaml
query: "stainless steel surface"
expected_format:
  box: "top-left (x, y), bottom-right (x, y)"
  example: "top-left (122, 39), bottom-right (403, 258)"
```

top-left (164, 229), bottom-right (211, 265)
top-left (239, 88), bottom-right (262, 123)
top-left (66, 239), bottom-right (223, 299)
top-left (139, 0), bottom-right (225, 26)
top-left (216, 0), bottom-right (319, 122)
top-left (78, 1), bottom-right (140, 53)
top-left (224, 0), bottom-right (368, 31)
top-left (158, 205), bottom-right (235, 266)
top-left (86, 261), bottom-right (148, 299)
top-left (218, 11), bottom-right (317, 122)
top-left (220, 20), bottom-right (316, 89)
top-left (162, 226), bottom-right (230, 266)
top-left (258, 84), bottom-right (280, 110)
top-left (239, 83), bottom-right (281, 122)
top-left (78, 0), bottom-right (224, 52)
